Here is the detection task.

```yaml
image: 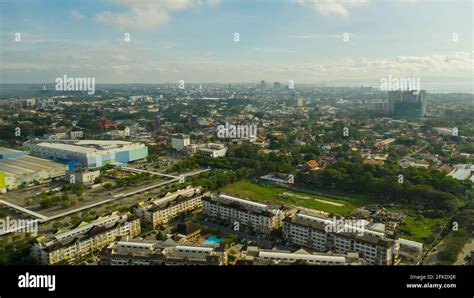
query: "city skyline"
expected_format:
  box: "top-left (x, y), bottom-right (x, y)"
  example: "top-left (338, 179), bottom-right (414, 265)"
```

top-left (0, 0), bottom-right (472, 92)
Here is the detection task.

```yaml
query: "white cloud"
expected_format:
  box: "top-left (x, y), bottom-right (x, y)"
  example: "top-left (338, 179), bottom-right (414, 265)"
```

top-left (1, 48), bottom-right (471, 84)
top-left (293, 0), bottom-right (369, 17)
top-left (95, 0), bottom-right (220, 30)
top-left (253, 47), bottom-right (292, 53)
top-left (288, 33), bottom-right (353, 39)
top-left (112, 54), bottom-right (127, 61)
top-left (69, 10), bottom-right (85, 20)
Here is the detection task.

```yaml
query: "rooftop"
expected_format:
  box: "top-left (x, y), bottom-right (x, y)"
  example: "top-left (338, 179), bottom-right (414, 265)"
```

top-left (27, 140), bottom-right (145, 155)
top-left (0, 155), bottom-right (65, 176)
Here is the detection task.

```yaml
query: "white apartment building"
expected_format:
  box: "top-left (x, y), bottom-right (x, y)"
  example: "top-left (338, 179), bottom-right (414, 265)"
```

top-left (197, 143), bottom-right (227, 158)
top-left (47, 132), bottom-right (68, 141)
top-left (282, 211), bottom-right (400, 265)
top-left (202, 194), bottom-right (287, 234)
top-left (171, 134), bottom-right (190, 152)
top-left (70, 131), bottom-right (84, 139)
top-left (240, 246), bottom-right (366, 265)
top-left (100, 238), bottom-right (226, 265)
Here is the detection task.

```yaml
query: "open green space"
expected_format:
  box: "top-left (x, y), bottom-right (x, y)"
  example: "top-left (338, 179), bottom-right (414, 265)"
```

top-left (220, 180), bottom-right (356, 215)
top-left (398, 214), bottom-right (447, 244)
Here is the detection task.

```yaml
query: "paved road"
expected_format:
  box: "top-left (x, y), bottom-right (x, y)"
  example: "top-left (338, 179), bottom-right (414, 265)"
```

top-left (121, 166), bottom-right (179, 179)
top-left (0, 168), bottom-right (211, 235)
top-left (113, 178), bottom-right (179, 199)
top-left (0, 199), bottom-right (48, 220)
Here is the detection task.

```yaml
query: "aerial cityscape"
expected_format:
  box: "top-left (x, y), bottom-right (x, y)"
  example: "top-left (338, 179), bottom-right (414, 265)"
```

top-left (0, 0), bottom-right (473, 286)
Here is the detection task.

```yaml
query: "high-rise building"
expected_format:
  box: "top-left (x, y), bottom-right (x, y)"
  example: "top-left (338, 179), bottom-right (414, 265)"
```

top-left (155, 116), bottom-right (161, 128)
top-left (296, 97), bottom-right (304, 108)
top-left (259, 80), bottom-right (266, 90)
top-left (387, 90), bottom-right (426, 117)
top-left (367, 100), bottom-right (389, 112)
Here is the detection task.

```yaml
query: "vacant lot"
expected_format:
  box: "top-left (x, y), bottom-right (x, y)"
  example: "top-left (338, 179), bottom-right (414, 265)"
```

top-left (398, 214), bottom-right (447, 244)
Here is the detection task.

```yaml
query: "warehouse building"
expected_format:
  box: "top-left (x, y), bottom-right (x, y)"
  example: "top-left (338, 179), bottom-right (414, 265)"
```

top-left (24, 140), bottom-right (148, 169)
top-left (0, 147), bottom-right (27, 159)
top-left (0, 154), bottom-right (67, 193)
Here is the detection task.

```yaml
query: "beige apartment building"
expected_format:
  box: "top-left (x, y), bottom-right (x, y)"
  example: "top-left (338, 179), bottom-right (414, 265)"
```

top-left (282, 211), bottom-right (400, 265)
top-left (100, 238), bottom-right (226, 265)
top-left (30, 212), bottom-right (141, 265)
top-left (202, 194), bottom-right (287, 234)
top-left (133, 187), bottom-right (206, 228)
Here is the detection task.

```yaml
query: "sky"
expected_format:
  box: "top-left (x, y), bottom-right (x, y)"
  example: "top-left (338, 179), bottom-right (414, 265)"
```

top-left (0, 0), bottom-right (472, 90)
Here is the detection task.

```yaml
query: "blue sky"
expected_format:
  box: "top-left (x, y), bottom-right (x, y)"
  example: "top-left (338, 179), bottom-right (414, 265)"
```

top-left (0, 0), bottom-right (472, 87)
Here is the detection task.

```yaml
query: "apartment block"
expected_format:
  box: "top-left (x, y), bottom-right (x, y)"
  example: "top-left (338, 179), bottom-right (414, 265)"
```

top-left (239, 246), bottom-right (366, 265)
top-left (100, 238), bottom-right (226, 265)
top-left (30, 213), bottom-right (141, 265)
top-left (170, 133), bottom-right (190, 152)
top-left (282, 211), bottom-right (400, 265)
top-left (133, 187), bottom-right (205, 228)
top-left (202, 194), bottom-right (287, 234)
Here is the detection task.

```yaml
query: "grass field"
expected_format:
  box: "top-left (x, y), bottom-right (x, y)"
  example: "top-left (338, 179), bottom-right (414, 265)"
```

top-left (398, 215), bottom-right (447, 244)
top-left (220, 180), bottom-right (356, 215)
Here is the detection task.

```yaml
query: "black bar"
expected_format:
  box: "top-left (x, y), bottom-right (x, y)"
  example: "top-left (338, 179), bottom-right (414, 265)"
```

top-left (1, 265), bottom-right (473, 297)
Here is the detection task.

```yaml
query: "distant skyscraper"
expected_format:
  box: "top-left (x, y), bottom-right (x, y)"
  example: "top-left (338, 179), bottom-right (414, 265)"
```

top-left (273, 82), bottom-right (281, 89)
top-left (367, 100), bottom-right (389, 112)
top-left (188, 115), bottom-right (198, 128)
top-left (155, 116), bottom-right (161, 128)
top-left (296, 97), bottom-right (304, 108)
top-left (388, 90), bottom-right (426, 117)
top-left (259, 80), bottom-right (266, 90)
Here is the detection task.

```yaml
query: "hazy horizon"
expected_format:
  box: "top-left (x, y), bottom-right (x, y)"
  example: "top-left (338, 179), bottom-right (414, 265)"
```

top-left (1, 0), bottom-right (472, 91)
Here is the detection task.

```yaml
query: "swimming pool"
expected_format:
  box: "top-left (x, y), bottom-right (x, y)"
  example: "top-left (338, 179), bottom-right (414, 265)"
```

top-left (204, 236), bottom-right (224, 244)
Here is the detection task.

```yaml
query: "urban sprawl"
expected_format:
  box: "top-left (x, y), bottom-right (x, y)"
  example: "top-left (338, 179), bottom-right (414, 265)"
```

top-left (0, 83), bottom-right (473, 266)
